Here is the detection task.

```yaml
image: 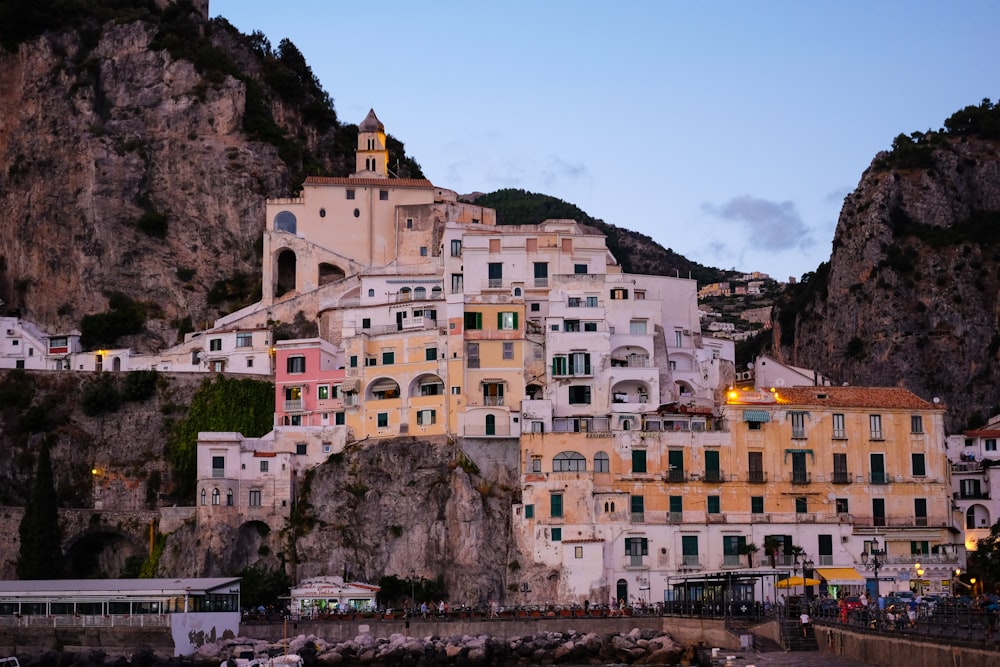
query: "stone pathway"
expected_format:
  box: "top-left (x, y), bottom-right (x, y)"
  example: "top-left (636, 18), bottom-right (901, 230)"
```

top-left (707, 649), bottom-right (875, 666)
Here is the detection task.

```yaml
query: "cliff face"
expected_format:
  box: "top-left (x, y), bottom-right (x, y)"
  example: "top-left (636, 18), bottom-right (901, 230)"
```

top-left (774, 135), bottom-right (1000, 431)
top-left (0, 11), bottom-right (348, 348)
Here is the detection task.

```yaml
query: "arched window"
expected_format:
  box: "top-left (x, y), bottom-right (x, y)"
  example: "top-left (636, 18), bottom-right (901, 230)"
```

top-left (967, 506), bottom-right (977, 529)
top-left (274, 211), bottom-right (297, 233)
top-left (200, 488), bottom-right (206, 506)
top-left (399, 287), bottom-right (411, 301)
top-left (227, 489), bottom-right (234, 506)
top-left (414, 286), bottom-right (426, 300)
top-left (431, 286), bottom-right (443, 298)
top-left (594, 451), bottom-right (610, 473)
top-left (553, 451), bottom-right (587, 472)
top-left (368, 288), bottom-right (375, 297)
top-left (604, 501), bottom-right (609, 512)
top-left (212, 488), bottom-right (220, 505)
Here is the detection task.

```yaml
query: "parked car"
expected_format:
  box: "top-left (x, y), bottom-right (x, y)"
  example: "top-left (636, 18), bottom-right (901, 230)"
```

top-left (843, 595), bottom-right (864, 612)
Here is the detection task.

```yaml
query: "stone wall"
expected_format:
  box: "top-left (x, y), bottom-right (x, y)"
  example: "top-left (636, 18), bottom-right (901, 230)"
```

top-left (815, 624), bottom-right (997, 667)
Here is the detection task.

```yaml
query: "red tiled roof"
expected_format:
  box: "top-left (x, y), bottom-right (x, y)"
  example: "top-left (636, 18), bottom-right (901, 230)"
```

top-left (772, 386), bottom-right (940, 410)
top-left (965, 428), bottom-right (1000, 437)
top-left (304, 176), bottom-right (433, 188)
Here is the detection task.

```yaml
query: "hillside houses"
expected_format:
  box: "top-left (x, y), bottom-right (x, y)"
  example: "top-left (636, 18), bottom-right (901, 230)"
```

top-left (2, 109), bottom-right (973, 603)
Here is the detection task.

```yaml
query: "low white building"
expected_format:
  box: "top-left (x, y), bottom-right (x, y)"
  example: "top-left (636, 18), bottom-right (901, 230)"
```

top-left (289, 576), bottom-right (380, 617)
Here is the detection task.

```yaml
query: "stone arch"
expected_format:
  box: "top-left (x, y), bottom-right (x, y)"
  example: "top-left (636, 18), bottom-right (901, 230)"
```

top-left (409, 373), bottom-right (444, 397)
top-left (318, 262), bottom-right (346, 287)
top-left (366, 377), bottom-right (401, 400)
top-left (525, 383), bottom-right (543, 400)
top-left (966, 503), bottom-right (991, 529)
top-left (63, 527), bottom-right (145, 578)
top-left (276, 249), bottom-right (297, 297)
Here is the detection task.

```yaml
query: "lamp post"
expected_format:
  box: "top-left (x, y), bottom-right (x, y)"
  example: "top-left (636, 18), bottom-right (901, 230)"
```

top-left (803, 557), bottom-right (815, 600)
top-left (914, 563), bottom-right (924, 597)
top-left (409, 570), bottom-right (416, 613)
top-left (860, 537), bottom-right (887, 597)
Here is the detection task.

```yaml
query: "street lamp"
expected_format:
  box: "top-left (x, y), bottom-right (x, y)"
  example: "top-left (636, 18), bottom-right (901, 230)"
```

top-left (860, 537), bottom-right (887, 597)
top-left (409, 570), bottom-right (416, 613)
top-left (803, 557), bottom-right (815, 600)
top-left (914, 563), bottom-right (924, 597)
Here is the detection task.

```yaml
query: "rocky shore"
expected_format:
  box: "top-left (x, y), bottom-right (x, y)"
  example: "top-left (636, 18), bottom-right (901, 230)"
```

top-left (195, 628), bottom-right (692, 666)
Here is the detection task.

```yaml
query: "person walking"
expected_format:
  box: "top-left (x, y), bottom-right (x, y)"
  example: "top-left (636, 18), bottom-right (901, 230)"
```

top-left (801, 610), bottom-right (812, 636)
top-left (838, 597), bottom-right (848, 623)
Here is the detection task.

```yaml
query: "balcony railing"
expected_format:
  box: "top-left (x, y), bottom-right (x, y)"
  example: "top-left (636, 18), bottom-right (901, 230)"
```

top-left (682, 555), bottom-right (701, 567)
top-left (702, 470), bottom-right (726, 483)
top-left (666, 470), bottom-right (687, 483)
top-left (625, 555), bottom-right (646, 568)
top-left (832, 471), bottom-right (852, 484)
top-left (630, 512), bottom-right (645, 524)
top-left (870, 472), bottom-right (891, 485)
top-left (722, 555), bottom-right (742, 568)
top-left (283, 399), bottom-right (303, 412)
top-left (668, 512), bottom-right (684, 523)
top-left (791, 471), bottom-right (812, 484)
top-left (952, 461), bottom-right (984, 473)
top-left (747, 470), bottom-right (767, 484)
top-left (482, 396), bottom-right (505, 406)
top-left (955, 491), bottom-right (990, 500)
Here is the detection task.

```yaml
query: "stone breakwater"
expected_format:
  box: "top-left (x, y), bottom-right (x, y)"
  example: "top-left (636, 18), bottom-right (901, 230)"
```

top-left (195, 627), bottom-right (694, 666)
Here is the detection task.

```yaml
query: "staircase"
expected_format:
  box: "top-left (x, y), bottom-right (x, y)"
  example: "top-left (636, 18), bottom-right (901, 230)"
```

top-left (780, 619), bottom-right (819, 651)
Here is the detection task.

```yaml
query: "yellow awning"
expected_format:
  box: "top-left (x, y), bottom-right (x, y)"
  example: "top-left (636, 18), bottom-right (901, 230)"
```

top-left (816, 567), bottom-right (864, 585)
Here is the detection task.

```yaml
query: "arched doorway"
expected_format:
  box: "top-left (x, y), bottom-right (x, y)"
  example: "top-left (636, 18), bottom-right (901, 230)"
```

top-left (616, 579), bottom-right (629, 606)
top-left (485, 414), bottom-right (496, 436)
top-left (276, 249), bottom-right (297, 297)
top-left (318, 262), bottom-right (346, 286)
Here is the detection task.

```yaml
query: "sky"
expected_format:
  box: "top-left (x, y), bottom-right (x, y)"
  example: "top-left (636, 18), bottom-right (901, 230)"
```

top-left (212, 1), bottom-right (1000, 282)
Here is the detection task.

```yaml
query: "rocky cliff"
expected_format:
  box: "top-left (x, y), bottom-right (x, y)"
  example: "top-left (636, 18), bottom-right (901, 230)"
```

top-left (773, 108), bottom-right (1000, 432)
top-left (0, 5), bottom-right (356, 348)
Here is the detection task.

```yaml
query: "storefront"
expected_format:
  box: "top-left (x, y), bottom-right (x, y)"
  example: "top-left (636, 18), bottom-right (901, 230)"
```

top-left (289, 576), bottom-right (379, 618)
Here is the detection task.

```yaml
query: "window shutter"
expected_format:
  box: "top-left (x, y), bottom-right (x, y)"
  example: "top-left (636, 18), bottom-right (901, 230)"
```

top-left (513, 312), bottom-right (519, 329)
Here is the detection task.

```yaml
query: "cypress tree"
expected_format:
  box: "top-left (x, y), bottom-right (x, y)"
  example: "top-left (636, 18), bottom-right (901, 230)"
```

top-left (17, 441), bottom-right (64, 579)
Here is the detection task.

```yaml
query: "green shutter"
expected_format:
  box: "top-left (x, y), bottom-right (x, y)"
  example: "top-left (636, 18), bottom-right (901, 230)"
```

top-left (513, 312), bottom-right (519, 329)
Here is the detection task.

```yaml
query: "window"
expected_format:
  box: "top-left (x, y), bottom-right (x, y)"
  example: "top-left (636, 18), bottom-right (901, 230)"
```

top-left (377, 413), bottom-right (388, 428)
top-left (795, 497), bottom-right (808, 513)
top-left (594, 451), bottom-right (609, 473)
top-left (226, 489), bottom-right (233, 506)
top-left (818, 535), bottom-right (833, 564)
top-left (751, 496), bottom-right (764, 514)
top-left (748, 451), bottom-right (764, 483)
top-left (249, 490), bottom-right (261, 507)
top-left (570, 352), bottom-right (591, 375)
top-left (551, 527), bottom-right (562, 542)
top-left (707, 496), bottom-right (720, 514)
top-left (911, 415), bottom-right (923, 433)
top-left (524, 504), bottom-right (534, 519)
top-left (503, 342), bottom-right (514, 360)
top-left (553, 451), bottom-right (587, 472)
top-left (911, 453), bottom-right (926, 477)
top-left (790, 411), bottom-right (807, 438)
top-left (610, 288), bottom-right (628, 300)
top-left (584, 322), bottom-right (598, 332)
top-left (583, 295), bottom-right (596, 307)
top-left (382, 350), bottom-right (395, 365)
top-left (635, 290), bottom-right (646, 300)
top-left (467, 342), bottom-right (479, 368)
top-left (450, 240), bottom-right (462, 256)
top-left (832, 413), bottom-right (846, 438)
top-left (368, 288), bottom-right (375, 297)
top-left (552, 356), bottom-right (567, 376)
top-left (287, 355), bottom-right (306, 373)
top-left (451, 386), bottom-right (461, 395)
top-left (836, 498), bottom-right (849, 514)
top-left (910, 540), bottom-right (929, 555)
top-left (498, 311), bottom-right (518, 330)
top-left (674, 331), bottom-right (683, 347)
top-left (574, 263), bottom-right (588, 274)
top-left (631, 449), bottom-right (647, 473)
top-left (209, 338), bottom-right (222, 351)
top-left (568, 297), bottom-right (581, 308)
top-left (419, 246), bottom-right (428, 256)
top-left (568, 385), bottom-right (591, 404)
top-left (668, 450), bottom-right (685, 481)
top-left (346, 189), bottom-right (355, 199)
top-left (405, 218), bottom-right (412, 228)
top-left (200, 488), bottom-right (206, 505)
top-left (914, 498), bottom-right (928, 526)
top-left (869, 414), bottom-right (883, 439)
top-left (669, 495), bottom-right (683, 516)
top-left (575, 546), bottom-right (584, 559)
top-left (350, 355), bottom-right (358, 368)
top-left (236, 333), bottom-right (252, 348)
top-left (212, 456), bottom-right (225, 478)
top-left (987, 439), bottom-right (997, 451)
top-left (681, 535), bottom-right (699, 566)
top-left (629, 319), bottom-right (647, 335)
top-left (260, 461), bottom-right (269, 472)
top-left (246, 358), bottom-right (254, 368)
top-left (870, 453), bottom-right (887, 484)
top-left (833, 453), bottom-right (849, 483)
top-left (533, 262), bottom-right (548, 287)
top-left (212, 489), bottom-right (220, 505)
top-left (335, 412), bottom-right (345, 425)
top-left (550, 493), bottom-right (563, 518)
top-left (417, 409), bottom-right (436, 425)
top-left (630, 495), bottom-right (644, 521)
top-left (530, 302), bottom-right (540, 312)
top-left (425, 347), bottom-right (437, 361)
top-left (704, 450), bottom-right (721, 481)
top-left (488, 262), bottom-right (503, 287)
top-left (464, 311), bottom-right (483, 330)
top-left (296, 443), bottom-right (307, 455)
top-left (451, 273), bottom-right (464, 293)
top-left (318, 385), bottom-right (329, 400)
top-left (379, 189), bottom-right (388, 200)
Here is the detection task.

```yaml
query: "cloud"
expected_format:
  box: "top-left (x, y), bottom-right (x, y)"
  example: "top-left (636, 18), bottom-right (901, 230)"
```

top-left (702, 195), bottom-right (813, 252)
top-left (823, 186), bottom-right (853, 206)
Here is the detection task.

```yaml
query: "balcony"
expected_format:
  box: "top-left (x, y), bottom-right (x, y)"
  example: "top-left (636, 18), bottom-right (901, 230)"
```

top-left (624, 555), bottom-right (646, 569)
top-left (722, 555), bottom-right (742, 568)
top-left (283, 399), bottom-right (303, 412)
top-left (747, 470), bottom-right (767, 484)
top-left (666, 470), bottom-right (687, 483)
top-left (668, 512), bottom-right (684, 523)
top-left (954, 491), bottom-right (990, 500)
top-left (681, 555), bottom-right (701, 568)
top-left (630, 512), bottom-right (645, 524)
top-left (702, 470), bottom-right (726, 483)
top-left (482, 396), bottom-right (505, 406)
top-left (870, 472), bottom-right (891, 485)
top-left (791, 471), bottom-right (812, 485)
top-left (707, 514), bottom-right (726, 523)
top-left (832, 471), bottom-right (852, 484)
top-left (952, 461), bottom-right (984, 473)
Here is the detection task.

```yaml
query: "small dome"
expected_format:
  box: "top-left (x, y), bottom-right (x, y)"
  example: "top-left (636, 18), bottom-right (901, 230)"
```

top-left (359, 108), bottom-right (384, 132)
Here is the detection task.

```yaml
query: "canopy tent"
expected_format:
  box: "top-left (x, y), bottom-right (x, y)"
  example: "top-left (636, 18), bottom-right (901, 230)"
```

top-left (775, 576), bottom-right (821, 588)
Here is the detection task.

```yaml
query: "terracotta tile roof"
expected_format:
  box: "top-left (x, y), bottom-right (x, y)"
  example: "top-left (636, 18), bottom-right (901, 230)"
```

top-left (304, 176), bottom-right (433, 188)
top-left (965, 428), bottom-right (1000, 437)
top-left (772, 386), bottom-right (941, 410)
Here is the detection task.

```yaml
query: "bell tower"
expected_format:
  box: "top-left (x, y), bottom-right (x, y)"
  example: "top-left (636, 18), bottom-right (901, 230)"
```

top-left (355, 109), bottom-right (389, 177)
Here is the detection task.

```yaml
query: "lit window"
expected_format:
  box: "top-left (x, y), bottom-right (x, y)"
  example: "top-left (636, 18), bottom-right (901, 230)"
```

top-left (318, 385), bottom-right (329, 400)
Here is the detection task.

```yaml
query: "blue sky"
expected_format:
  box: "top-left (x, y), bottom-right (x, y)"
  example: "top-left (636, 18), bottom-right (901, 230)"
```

top-left (212, 1), bottom-right (999, 281)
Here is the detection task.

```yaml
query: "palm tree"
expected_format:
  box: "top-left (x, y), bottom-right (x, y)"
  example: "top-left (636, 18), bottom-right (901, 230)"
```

top-left (740, 542), bottom-right (759, 568)
top-left (763, 536), bottom-right (782, 568)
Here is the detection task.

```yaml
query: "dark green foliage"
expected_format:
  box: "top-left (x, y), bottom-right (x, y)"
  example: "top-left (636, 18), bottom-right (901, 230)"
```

top-left (166, 375), bottom-right (275, 497)
top-left (135, 211), bottom-right (168, 238)
top-left (0, 369), bottom-right (35, 412)
top-left (475, 189), bottom-right (730, 283)
top-left (891, 209), bottom-right (1000, 248)
top-left (377, 574), bottom-right (407, 607)
top-left (144, 470), bottom-right (161, 509)
top-left (80, 372), bottom-right (121, 416)
top-left (80, 292), bottom-right (146, 349)
top-left (736, 329), bottom-right (772, 369)
top-left (944, 98), bottom-right (1000, 139)
top-left (207, 272), bottom-right (262, 307)
top-left (19, 397), bottom-right (65, 433)
top-left (386, 134), bottom-right (424, 179)
top-left (238, 565), bottom-right (291, 611)
top-left (970, 518), bottom-right (1000, 592)
top-left (0, 0), bottom-right (156, 52)
top-left (121, 370), bottom-right (158, 402)
top-left (774, 262), bottom-right (830, 346)
top-left (272, 310), bottom-right (319, 341)
top-left (17, 442), bottom-right (65, 578)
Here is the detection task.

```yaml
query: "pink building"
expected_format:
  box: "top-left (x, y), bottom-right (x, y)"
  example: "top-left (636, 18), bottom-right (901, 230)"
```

top-left (274, 338), bottom-right (347, 428)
